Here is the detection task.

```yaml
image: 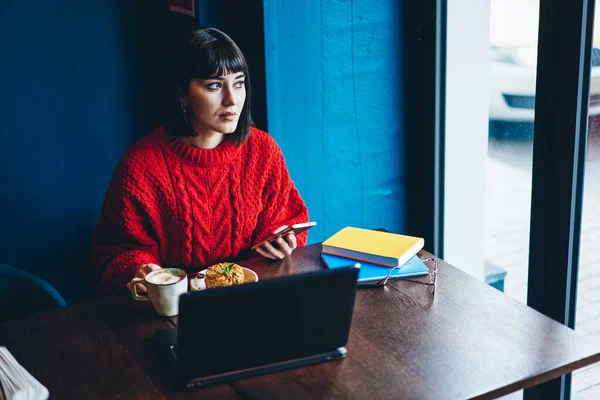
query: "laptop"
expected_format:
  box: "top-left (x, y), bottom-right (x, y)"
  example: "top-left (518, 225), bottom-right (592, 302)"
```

top-left (154, 266), bottom-right (359, 390)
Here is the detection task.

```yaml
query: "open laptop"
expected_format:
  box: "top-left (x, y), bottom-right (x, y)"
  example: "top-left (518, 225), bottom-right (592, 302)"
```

top-left (154, 266), bottom-right (359, 390)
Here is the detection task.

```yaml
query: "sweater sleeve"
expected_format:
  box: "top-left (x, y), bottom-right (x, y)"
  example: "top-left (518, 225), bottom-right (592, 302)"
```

top-left (251, 143), bottom-right (309, 248)
top-left (92, 168), bottom-right (161, 295)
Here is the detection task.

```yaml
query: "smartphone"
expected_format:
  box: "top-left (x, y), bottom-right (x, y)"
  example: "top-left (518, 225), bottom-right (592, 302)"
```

top-left (252, 222), bottom-right (317, 249)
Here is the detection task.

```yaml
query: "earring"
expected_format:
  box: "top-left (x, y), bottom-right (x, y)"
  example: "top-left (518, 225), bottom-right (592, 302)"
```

top-left (181, 104), bottom-right (187, 115)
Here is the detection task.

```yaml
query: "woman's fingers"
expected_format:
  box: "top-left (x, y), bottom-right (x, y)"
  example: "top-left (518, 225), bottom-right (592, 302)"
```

top-left (255, 230), bottom-right (298, 260)
top-left (140, 263), bottom-right (162, 275)
top-left (126, 281), bottom-right (148, 293)
top-left (273, 237), bottom-right (292, 256)
top-left (286, 232), bottom-right (297, 249)
top-left (255, 245), bottom-right (278, 259)
top-left (262, 240), bottom-right (286, 259)
top-left (129, 282), bottom-right (148, 293)
top-left (126, 263), bottom-right (162, 292)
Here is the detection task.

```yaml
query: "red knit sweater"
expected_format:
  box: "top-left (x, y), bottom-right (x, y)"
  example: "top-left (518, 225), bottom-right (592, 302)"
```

top-left (92, 126), bottom-right (309, 294)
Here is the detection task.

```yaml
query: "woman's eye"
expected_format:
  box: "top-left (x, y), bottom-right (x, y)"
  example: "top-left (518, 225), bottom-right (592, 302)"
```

top-left (206, 82), bottom-right (221, 90)
top-left (234, 81), bottom-right (245, 89)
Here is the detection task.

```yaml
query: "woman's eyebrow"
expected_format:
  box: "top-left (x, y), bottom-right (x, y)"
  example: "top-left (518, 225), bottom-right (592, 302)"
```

top-left (205, 73), bottom-right (246, 80)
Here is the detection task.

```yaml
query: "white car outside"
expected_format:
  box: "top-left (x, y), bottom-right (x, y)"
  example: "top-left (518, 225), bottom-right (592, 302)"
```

top-left (489, 0), bottom-right (600, 122)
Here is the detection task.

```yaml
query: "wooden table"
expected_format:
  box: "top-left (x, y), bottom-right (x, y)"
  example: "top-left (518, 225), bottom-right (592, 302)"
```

top-left (2, 243), bottom-right (600, 399)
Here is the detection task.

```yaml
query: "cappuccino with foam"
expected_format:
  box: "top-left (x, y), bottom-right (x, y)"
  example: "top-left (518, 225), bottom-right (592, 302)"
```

top-left (130, 268), bottom-right (188, 316)
top-left (146, 269), bottom-right (184, 285)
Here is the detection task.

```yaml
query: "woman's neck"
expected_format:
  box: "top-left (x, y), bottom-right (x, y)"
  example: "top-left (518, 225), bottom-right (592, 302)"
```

top-left (180, 131), bottom-right (225, 149)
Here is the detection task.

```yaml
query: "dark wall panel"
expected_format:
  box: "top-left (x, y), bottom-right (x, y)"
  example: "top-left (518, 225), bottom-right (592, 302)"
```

top-left (0, 0), bottom-right (146, 302)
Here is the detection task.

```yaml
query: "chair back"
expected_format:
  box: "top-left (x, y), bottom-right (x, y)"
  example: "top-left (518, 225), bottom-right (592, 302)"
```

top-left (0, 263), bottom-right (67, 321)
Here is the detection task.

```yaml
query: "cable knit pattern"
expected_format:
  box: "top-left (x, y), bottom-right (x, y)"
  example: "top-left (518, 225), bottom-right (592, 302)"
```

top-left (92, 126), bottom-right (309, 294)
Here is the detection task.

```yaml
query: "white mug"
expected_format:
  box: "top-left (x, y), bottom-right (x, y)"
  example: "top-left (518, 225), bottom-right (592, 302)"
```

top-left (130, 268), bottom-right (188, 317)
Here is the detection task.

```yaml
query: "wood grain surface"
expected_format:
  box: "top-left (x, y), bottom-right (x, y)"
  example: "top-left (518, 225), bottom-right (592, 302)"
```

top-left (1, 242), bottom-right (600, 399)
top-left (225, 244), bottom-right (600, 399)
top-left (0, 296), bottom-right (242, 399)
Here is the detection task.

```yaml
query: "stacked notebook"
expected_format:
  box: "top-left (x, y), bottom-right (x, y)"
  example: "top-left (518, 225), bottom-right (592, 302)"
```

top-left (0, 347), bottom-right (49, 400)
top-left (321, 227), bottom-right (427, 283)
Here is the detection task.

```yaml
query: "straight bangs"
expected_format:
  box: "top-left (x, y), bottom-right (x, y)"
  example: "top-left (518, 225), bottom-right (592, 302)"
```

top-left (195, 43), bottom-right (247, 79)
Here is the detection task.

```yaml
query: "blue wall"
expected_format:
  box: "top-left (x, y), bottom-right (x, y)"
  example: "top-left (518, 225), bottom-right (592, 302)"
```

top-left (263, 0), bottom-right (407, 243)
top-left (0, 0), bottom-right (408, 303)
top-left (0, 1), bottom-right (145, 302)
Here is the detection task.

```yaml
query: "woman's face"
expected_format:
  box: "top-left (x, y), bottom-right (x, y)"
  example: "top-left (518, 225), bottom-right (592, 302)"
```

top-left (182, 71), bottom-right (246, 137)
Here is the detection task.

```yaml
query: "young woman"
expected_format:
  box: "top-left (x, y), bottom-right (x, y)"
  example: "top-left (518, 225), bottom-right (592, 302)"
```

top-left (92, 28), bottom-right (309, 295)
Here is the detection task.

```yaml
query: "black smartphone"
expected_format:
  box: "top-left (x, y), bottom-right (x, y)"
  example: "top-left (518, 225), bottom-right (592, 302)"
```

top-left (252, 222), bottom-right (317, 250)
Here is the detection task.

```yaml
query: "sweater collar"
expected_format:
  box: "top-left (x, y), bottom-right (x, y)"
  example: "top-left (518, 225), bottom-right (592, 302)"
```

top-left (157, 127), bottom-right (239, 167)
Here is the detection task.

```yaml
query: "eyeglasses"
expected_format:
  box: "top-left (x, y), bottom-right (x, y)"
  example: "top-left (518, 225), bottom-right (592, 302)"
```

top-left (356, 257), bottom-right (438, 291)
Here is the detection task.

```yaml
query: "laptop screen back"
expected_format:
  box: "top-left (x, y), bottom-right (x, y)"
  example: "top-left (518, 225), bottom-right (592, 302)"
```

top-left (176, 266), bottom-right (359, 379)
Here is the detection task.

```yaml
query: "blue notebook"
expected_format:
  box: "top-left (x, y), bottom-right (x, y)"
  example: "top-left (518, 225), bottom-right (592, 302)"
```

top-left (321, 253), bottom-right (428, 283)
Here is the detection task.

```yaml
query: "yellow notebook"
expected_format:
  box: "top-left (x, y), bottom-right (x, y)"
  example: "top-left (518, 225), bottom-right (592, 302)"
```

top-left (321, 227), bottom-right (425, 267)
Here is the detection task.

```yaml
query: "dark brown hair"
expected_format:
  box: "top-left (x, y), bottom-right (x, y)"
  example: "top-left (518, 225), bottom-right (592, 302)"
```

top-left (165, 28), bottom-right (253, 145)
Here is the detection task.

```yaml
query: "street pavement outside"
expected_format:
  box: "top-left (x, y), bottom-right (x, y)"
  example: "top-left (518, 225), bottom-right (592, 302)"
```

top-left (486, 123), bottom-right (600, 399)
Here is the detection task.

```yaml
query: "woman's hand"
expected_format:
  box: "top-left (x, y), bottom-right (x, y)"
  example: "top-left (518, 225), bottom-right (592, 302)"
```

top-left (255, 225), bottom-right (297, 260)
top-left (126, 263), bottom-right (162, 293)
